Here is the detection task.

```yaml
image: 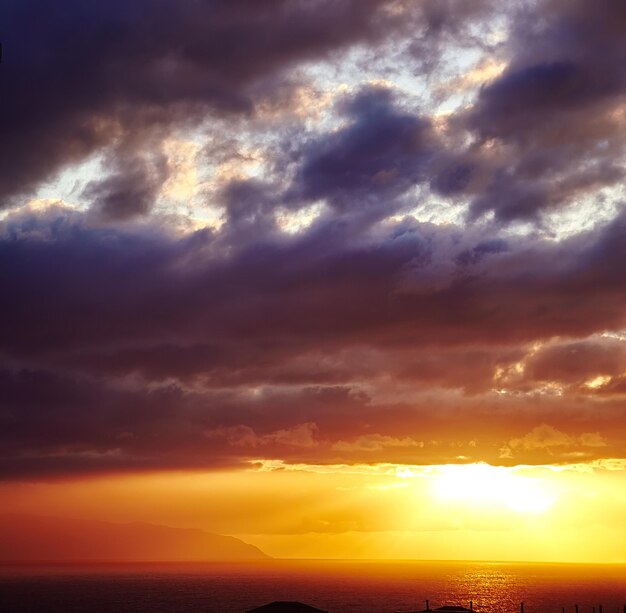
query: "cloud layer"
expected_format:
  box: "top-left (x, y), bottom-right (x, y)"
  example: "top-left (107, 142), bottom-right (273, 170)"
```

top-left (1, 0), bottom-right (626, 479)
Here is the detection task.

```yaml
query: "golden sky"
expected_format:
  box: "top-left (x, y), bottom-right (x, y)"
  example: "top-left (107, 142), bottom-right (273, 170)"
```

top-left (3, 459), bottom-right (625, 562)
top-left (2, 0), bottom-right (626, 565)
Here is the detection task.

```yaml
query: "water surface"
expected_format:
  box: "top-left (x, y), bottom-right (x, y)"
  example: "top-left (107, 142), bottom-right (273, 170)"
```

top-left (1, 560), bottom-right (624, 613)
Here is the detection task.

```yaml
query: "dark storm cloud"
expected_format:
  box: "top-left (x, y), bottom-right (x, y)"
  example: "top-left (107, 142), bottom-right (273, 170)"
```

top-left (2, 0), bottom-right (626, 479)
top-left (459, 0), bottom-right (626, 221)
top-left (417, 0), bottom-right (493, 35)
top-left (2, 361), bottom-right (625, 478)
top-left (2, 206), bottom-right (626, 364)
top-left (503, 337), bottom-right (626, 400)
top-left (84, 151), bottom-right (169, 219)
top-left (0, 0), bottom-right (402, 205)
top-left (455, 238), bottom-right (508, 266)
top-left (408, 0), bottom-right (497, 71)
top-left (290, 86), bottom-right (437, 215)
top-left (526, 340), bottom-right (626, 386)
top-left (215, 84), bottom-right (446, 238)
top-left (1, 204), bottom-right (626, 476)
top-left (0, 363), bottom-right (372, 478)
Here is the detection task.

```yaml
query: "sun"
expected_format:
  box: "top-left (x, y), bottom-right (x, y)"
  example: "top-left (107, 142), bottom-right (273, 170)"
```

top-left (432, 463), bottom-right (556, 514)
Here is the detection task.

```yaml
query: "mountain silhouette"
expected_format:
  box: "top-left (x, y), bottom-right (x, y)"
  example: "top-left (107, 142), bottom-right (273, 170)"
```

top-left (0, 514), bottom-right (268, 561)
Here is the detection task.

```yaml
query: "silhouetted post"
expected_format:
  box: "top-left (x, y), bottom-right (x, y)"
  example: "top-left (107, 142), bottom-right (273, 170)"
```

top-left (575, 605), bottom-right (578, 613)
top-left (521, 603), bottom-right (524, 613)
top-left (470, 601), bottom-right (473, 611)
top-left (426, 600), bottom-right (430, 611)
top-left (562, 608), bottom-right (565, 613)
top-left (599, 606), bottom-right (602, 613)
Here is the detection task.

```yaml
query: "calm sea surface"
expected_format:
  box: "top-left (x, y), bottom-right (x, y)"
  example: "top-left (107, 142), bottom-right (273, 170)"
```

top-left (0, 560), bottom-right (624, 613)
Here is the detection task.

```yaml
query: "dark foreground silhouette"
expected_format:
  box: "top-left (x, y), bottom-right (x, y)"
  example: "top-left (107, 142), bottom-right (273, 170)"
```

top-left (247, 603), bottom-right (328, 613)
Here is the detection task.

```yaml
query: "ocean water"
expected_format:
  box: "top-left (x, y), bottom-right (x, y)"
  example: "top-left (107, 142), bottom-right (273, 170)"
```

top-left (0, 560), bottom-right (624, 613)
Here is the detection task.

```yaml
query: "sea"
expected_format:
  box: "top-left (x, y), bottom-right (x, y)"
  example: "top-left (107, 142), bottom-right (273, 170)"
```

top-left (0, 560), bottom-right (624, 613)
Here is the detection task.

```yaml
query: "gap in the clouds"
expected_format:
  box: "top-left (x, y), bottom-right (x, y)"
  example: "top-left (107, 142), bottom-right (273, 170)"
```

top-left (542, 185), bottom-right (625, 240)
top-left (29, 151), bottom-right (108, 212)
top-left (276, 201), bottom-right (327, 234)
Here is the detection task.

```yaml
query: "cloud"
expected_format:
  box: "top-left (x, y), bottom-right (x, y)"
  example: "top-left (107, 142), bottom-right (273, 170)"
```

top-left (525, 339), bottom-right (626, 386)
top-left (206, 423), bottom-right (319, 449)
top-left (333, 434), bottom-right (424, 452)
top-left (0, 0), bottom-right (406, 205)
top-left (458, 0), bottom-right (626, 221)
top-left (2, 0), bottom-right (626, 481)
top-left (0, 204), bottom-right (625, 477)
top-left (2, 207), bottom-right (626, 365)
top-left (501, 424), bottom-right (608, 461)
top-left (83, 150), bottom-right (169, 219)
top-left (289, 86), bottom-right (438, 215)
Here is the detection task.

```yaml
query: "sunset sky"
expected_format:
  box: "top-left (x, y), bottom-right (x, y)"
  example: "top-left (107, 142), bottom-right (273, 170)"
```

top-left (1, 0), bottom-right (626, 563)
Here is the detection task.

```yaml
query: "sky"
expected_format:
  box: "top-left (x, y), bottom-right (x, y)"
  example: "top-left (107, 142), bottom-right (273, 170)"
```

top-left (1, 0), bottom-right (626, 563)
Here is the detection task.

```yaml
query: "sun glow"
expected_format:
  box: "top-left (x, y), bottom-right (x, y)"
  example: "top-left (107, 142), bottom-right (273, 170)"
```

top-left (3, 461), bottom-right (626, 561)
top-left (433, 463), bottom-right (557, 514)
